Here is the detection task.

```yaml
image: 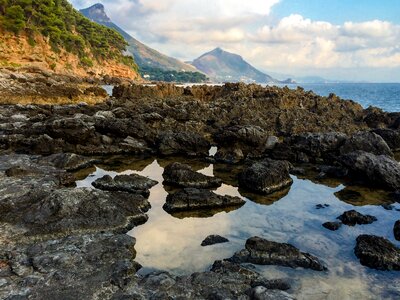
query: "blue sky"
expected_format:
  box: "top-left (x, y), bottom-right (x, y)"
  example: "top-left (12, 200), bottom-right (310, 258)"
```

top-left (70, 0), bottom-right (400, 82)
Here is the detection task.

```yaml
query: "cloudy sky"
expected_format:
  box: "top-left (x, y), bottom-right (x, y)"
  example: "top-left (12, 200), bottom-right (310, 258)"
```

top-left (69, 0), bottom-right (400, 82)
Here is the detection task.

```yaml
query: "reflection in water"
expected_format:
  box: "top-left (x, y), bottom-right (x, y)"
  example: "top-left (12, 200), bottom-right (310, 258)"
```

top-left (76, 157), bottom-right (400, 299)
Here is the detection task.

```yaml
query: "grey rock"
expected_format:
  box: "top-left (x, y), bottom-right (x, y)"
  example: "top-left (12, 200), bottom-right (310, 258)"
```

top-left (163, 162), bottom-right (222, 188)
top-left (157, 132), bottom-right (210, 157)
top-left (339, 131), bottom-right (393, 157)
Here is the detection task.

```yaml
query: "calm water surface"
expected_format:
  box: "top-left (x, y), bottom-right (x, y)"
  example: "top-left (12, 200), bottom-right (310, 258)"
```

top-left (76, 156), bottom-right (400, 300)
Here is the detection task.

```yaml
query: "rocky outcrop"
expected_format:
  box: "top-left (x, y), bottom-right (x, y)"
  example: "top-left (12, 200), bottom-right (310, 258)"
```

top-left (92, 174), bottom-right (158, 197)
top-left (238, 159), bottom-right (293, 194)
top-left (163, 188), bottom-right (245, 213)
top-left (201, 235), bottom-right (229, 246)
top-left (337, 210), bottom-right (377, 226)
top-left (229, 236), bottom-right (327, 271)
top-left (340, 151), bottom-right (400, 190)
top-left (354, 235), bottom-right (400, 271)
top-left (163, 162), bottom-right (222, 188)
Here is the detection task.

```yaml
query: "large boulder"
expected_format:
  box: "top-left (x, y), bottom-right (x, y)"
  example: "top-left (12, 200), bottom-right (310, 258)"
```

top-left (229, 236), bottom-right (327, 271)
top-left (163, 162), bottom-right (222, 188)
top-left (339, 131), bottom-right (393, 157)
top-left (340, 151), bottom-right (400, 190)
top-left (163, 188), bottom-right (245, 213)
top-left (354, 235), bottom-right (400, 271)
top-left (92, 174), bottom-right (158, 197)
top-left (373, 128), bottom-right (400, 151)
top-left (238, 159), bottom-right (293, 194)
top-left (337, 210), bottom-right (377, 226)
top-left (156, 132), bottom-right (210, 157)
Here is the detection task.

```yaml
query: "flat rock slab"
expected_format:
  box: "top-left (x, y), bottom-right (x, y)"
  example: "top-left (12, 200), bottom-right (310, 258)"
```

top-left (355, 235), bottom-right (400, 271)
top-left (163, 188), bottom-right (245, 213)
top-left (92, 174), bottom-right (158, 197)
top-left (238, 159), bottom-right (293, 195)
top-left (163, 162), bottom-right (222, 188)
top-left (229, 236), bottom-right (327, 271)
top-left (201, 235), bottom-right (229, 246)
top-left (337, 210), bottom-right (377, 226)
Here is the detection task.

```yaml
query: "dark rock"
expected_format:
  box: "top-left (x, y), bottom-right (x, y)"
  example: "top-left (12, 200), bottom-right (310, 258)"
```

top-left (229, 236), bottom-right (327, 271)
top-left (40, 153), bottom-right (97, 171)
top-left (316, 204), bottom-right (330, 209)
top-left (395, 220), bottom-right (400, 241)
top-left (157, 132), bottom-right (210, 157)
top-left (238, 159), bottom-right (293, 195)
top-left (163, 162), bottom-right (222, 188)
top-left (92, 174), bottom-right (158, 197)
top-left (317, 165), bottom-right (348, 178)
top-left (373, 128), bottom-right (400, 151)
top-left (337, 210), bottom-right (377, 226)
top-left (354, 235), bottom-right (400, 271)
top-left (340, 151), bottom-right (400, 190)
top-left (163, 188), bottom-right (245, 213)
top-left (334, 189), bottom-right (363, 203)
top-left (382, 204), bottom-right (395, 210)
top-left (322, 222), bottom-right (342, 231)
top-left (201, 235), bottom-right (229, 246)
top-left (339, 131), bottom-right (393, 157)
top-left (290, 167), bottom-right (305, 176)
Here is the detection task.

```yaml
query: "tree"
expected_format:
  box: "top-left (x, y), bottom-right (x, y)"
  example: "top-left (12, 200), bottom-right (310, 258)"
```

top-left (3, 5), bottom-right (26, 34)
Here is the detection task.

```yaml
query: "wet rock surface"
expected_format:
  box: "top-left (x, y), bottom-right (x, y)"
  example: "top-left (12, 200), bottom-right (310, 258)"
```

top-left (354, 235), bottom-right (400, 271)
top-left (92, 174), bottom-right (158, 197)
top-left (238, 159), bottom-right (293, 194)
top-left (163, 162), bottom-right (222, 188)
top-left (201, 235), bottom-right (229, 246)
top-left (229, 236), bottom-right (327, 271)
top-left (337, 210), bottom-right (377, 226)
top-left (163, 188), bottom-right (245, 213)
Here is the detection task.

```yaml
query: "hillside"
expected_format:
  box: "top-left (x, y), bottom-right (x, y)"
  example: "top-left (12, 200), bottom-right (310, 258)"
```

top-left (0, 0), bottom-right (140, 79)
top-left (80, 3), bottom-right (204, 82)
top-left (192, 48), bottom-right (278, 83)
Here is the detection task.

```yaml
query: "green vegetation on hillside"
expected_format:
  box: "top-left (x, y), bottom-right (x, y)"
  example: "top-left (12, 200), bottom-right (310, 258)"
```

top-left (0, 0), bottom-right (138, 70)
top-left (140, 66), bottom-right (208, 83)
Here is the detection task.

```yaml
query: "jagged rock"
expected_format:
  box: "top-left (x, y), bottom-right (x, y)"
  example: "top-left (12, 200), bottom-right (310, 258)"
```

top-left (92, 174), bottom-right (158, 197)
top-left (339, 131), bottom-right (393, 157)
top-left (238, 159), bottom-right (293, 194)
top-left (340, 151), bottom-right (400, 190)
top-left (337, 210), bottom-right (377, 226)
top-left (201, 235), bottom-right (229, 246)
top-left (163, 162), bottom-right (222, 188)
top-left (157, 132), bottom-right (210, 157)
top-left (395, 220), bottom-right (400, 241)
top-left (354, 235), bottom-right (400, 271)
top-left (229, 236), bottom-right (327, 271)
top-left (322, 221), bottom-right (342, 231)
top-left (163, 188), bottom-right (245, 213)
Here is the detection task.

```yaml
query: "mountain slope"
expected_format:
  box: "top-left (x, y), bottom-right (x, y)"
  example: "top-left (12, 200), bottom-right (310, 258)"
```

top-left (0, 0), bottom-right (140, 79)
top-left (80, 4), bottom-right (197, 73)
top-left (192, 48), bottom-right (277, 83)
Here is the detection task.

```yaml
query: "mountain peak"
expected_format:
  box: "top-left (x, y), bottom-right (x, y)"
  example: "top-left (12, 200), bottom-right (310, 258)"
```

top-left (81, 3), bottom-right (110, 23)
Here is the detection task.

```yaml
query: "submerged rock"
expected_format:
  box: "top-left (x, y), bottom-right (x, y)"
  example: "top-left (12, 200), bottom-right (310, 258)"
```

top-left (322, 221), bottom-right (342, 231)
top-left (340, 151), bottom-right (400, 190)
top-left (395, 220), bottom-right (400, 241)
top-left (354, 235), bottom-right (400, 271)
top-left (229, 236), bottom-right (327, 271)
top-left (163, 162), bottom-right (222, 188)
top-left (337, 210), bottom-right (377, 226)
top-left (201, 235), bottom-right (229, 246)
top-left (92, 174), bottom-right (158, 197)
top-left (238, 159), bottom-right (293, 194)
top-left (163, 188), bottom-right (245, 213)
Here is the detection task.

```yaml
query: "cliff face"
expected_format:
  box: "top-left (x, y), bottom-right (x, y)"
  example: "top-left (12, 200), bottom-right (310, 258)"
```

top-left (0, 30), bottom-right (140, 80)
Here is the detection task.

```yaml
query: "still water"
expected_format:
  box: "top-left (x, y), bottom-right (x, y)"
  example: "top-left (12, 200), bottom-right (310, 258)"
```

top-left (76, 156), bottom-right (400, 300)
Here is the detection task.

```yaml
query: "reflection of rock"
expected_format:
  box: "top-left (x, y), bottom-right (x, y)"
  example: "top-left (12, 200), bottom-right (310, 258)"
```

top-left (163, 188), bottom-right (245, 214)
top-left (163, 162), bottom-right (222, 188)
top-left (394, 220), bottom-right (400, 241)
top-left (334, 189), bottom-right (362, 204)
top-left (239, 186), bottom-right (290, 206)
top-left (322, 222), bottom-right (342, 231)
top-left (354, 235), bottom-right (400, 271)
top-left (229, 236), bottom-right (327, 271)
top-left (201, 235), bottom-right (229, 246)
top-left (337, 210), bottom-right (377, 226)
top-left (238, 159), bottom-right (293, 195)
top-left (334, 186), bottom-right (393, 206)
top-left (92, 174), bottom-right (158, 197)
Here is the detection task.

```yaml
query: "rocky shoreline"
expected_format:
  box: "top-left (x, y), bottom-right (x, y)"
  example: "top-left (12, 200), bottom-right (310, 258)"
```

top-left (0, 72), bottom-right (399, 299)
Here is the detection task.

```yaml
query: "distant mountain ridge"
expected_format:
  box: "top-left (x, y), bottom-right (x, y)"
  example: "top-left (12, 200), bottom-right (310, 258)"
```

top-left (191, 48), bottom-right (279, 83)
top-left (80, 3), bottom-right (197, 73)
